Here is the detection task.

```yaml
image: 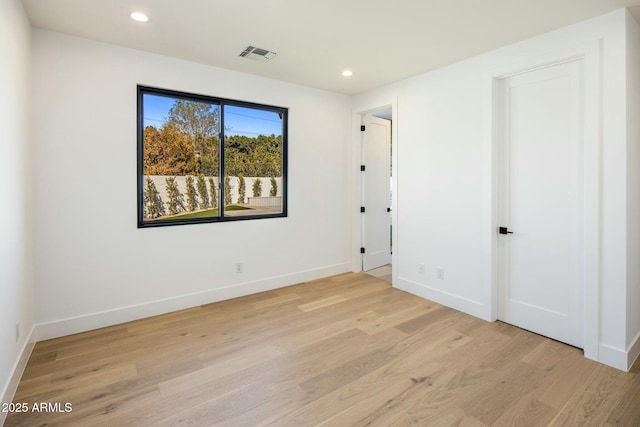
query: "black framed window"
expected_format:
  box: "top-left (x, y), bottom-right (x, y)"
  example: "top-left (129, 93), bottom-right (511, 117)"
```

top-left (137, 86), bottom-right (287, 227)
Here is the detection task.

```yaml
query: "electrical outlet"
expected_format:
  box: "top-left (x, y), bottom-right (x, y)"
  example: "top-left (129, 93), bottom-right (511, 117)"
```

top-left (235, 262), bottom-right (243, 274)
top-left (418, 263), bottom-right (425, 274)
top-left (437, 268), bottom-right (445, 280)
top-left (15, 321), bottom-right (20, 342)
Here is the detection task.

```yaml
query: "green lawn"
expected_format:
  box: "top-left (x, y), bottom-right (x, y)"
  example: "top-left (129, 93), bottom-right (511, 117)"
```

top-left (168, 205), bottom-right (251, 220)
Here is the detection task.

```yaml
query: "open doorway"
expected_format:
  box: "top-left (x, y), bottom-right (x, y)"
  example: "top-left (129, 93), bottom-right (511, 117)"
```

top-left (361, 107), bottom-right (392, 281)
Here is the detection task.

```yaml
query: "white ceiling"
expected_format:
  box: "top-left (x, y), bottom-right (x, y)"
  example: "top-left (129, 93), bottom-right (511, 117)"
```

top-left (21, 0), bottom-right (640, 95)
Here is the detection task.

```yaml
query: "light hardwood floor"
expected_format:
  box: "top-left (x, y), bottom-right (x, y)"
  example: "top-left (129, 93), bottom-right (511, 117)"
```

top-left (364, 265), bottom-right (392, 284)
top-left (5, 273), bottom-right (640, 426)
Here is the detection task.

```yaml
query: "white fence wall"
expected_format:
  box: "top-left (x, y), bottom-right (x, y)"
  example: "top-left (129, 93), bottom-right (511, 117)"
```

top-left (144, 175), bottom-right (282, 211)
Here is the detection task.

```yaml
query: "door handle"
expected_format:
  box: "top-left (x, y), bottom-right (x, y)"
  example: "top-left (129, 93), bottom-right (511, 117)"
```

top-left (499, 227), bottom-right (514, 235)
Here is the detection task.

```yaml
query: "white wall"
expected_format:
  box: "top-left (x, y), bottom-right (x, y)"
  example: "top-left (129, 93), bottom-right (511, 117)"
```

top-left (626, 10), bottom-right (640, 368)
top-left (0, 0), bottom-right (34, 412)
top-left (32, 30), bottom-right (352, 339)
top-left (353, 9), bottom-right (637, 370)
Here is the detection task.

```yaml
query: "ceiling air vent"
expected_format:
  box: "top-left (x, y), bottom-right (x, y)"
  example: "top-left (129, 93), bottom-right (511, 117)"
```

top-left (239, 45), bottom-right (277, 62)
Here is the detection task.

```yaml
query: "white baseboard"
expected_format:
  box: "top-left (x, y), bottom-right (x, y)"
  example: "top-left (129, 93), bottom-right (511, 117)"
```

top-left (36, 263), bottom-right (352, 341)
top-left (598, 343), bottom-right (628, 371)
top-left (627, 331), bottom-right (640, 370)
top-left (0, 325), bottom-right (35, 426)
top-left (394, 277), bottom-right (489, 321)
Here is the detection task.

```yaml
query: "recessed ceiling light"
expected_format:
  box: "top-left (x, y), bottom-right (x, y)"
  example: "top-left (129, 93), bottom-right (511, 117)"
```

top-left (130, 12), bottom-right (149, 22)
top-left (342, 70), bottom-right (353, 77)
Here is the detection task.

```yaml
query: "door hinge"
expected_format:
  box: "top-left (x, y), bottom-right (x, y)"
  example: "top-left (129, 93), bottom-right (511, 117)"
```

top-left (360, 247), bottom-right (365, 254)
top-left (360, 206), bottom-right (365, 213)
top-left (360, 165), bottom-right (365, 171)
top-left (361, 125), bottom-right (366, 131)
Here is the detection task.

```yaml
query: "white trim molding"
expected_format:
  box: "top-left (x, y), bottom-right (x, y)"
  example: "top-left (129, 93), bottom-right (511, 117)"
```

top-left (396, 277), bottom-right (487, 321)
top-left (598, 343), bottom-right (628, 371)
top-left (627, 332), bottom-right (640, 371)
top-left (0, 326), bottom-right (36, 426)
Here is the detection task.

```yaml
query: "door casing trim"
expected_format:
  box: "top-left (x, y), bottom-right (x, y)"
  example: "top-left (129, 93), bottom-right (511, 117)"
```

top-left (351, 99), bottom-right (398, 287)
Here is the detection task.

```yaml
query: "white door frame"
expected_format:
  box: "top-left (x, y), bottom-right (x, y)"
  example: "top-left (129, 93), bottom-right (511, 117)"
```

top-left (361, 114), bottom-right (392, 271)
top-left (351, 99), bottom-right (398, 285)
top-left (488, 41), bottom-right (601, 361)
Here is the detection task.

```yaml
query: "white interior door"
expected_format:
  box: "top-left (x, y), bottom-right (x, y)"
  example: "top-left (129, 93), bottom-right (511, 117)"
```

top-left (497, 60), bottom-right (584, 348)
top-left (362, 115), bottom-right (391, 271)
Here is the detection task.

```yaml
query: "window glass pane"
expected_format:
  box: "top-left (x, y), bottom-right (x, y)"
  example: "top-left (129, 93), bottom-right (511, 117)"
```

top-left (223, 105), bottom-right (284, 217)
top-left (142, 93), bottom-right (221, 224)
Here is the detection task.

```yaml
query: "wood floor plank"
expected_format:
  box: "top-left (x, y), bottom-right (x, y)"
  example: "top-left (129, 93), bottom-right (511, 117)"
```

top-left (491, 393), bottom-right (556, 427)
top-left (396, 363), bottom-right (497, 424)
top-left (299, 349), bottom-right (393, 400)
top-left (5, 272), bottom-right (640, 426)
top-left (548, 364), bottom-right (635, 426)
top-left (604, 379), bottom-right (640, 426)
top-left (265, 361), bottom-right (447, 427)
top-left (266, 328), bottom-right (473, 426)
top-left (297, 294), bottom-right (348, 312)
top-left (325, 366), bottom-right (459, 427)
top-left (531, 350), bottom-right (594, 410)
